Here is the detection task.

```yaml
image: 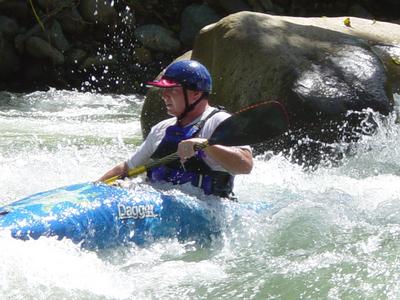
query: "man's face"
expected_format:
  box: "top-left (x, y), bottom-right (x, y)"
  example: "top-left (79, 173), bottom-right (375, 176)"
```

top-left (161, 87), bottom-right (203, 117)
top-left (161, 87), bottom-right (186, 117)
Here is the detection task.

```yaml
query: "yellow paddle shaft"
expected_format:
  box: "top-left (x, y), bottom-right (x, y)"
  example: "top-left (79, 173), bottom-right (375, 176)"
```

top-left (103, 141), bottom-right (209, 185)
top-left (104, 165), bottom-right (147, 185)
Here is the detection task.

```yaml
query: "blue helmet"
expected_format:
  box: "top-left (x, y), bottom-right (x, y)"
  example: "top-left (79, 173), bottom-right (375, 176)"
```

top-left (147, 60), bottom-right (212, 93)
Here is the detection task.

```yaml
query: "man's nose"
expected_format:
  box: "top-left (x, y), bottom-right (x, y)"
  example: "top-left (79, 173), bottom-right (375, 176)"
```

top-left (161, 89), bottom-right (170, 98)
top-left (160, 89), bottom-right (167, 100)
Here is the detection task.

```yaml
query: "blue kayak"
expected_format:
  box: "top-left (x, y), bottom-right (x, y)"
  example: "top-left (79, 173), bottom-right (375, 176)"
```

top-left (0, 183), bottom-right (271, 249)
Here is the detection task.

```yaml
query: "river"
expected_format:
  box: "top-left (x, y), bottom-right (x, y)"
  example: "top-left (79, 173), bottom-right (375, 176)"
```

top-left (1, 89), bottom-right (400, 299)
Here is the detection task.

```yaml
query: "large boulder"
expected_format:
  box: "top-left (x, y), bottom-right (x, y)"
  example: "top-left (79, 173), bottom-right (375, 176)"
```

top-left (190, 13), bottom-right (397, 122)
top-left (141, 12), bottom-right (400, 165)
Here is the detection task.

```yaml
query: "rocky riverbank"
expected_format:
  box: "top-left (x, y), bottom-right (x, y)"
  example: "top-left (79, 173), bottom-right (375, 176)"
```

top-left (0, 0), bottom-right (399, 94)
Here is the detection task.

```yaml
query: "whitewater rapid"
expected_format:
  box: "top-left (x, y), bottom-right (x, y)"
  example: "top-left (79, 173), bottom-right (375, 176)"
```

top-left (1, 89), bottom-right (400, 299)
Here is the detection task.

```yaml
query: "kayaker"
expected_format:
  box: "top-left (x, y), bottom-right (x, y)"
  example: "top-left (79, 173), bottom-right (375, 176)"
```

top-left (98, 60), bottom-right (253, 197)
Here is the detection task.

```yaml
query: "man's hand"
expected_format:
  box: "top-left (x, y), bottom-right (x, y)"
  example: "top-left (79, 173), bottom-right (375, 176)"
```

top-left (177, 138), bottom-right (207, 163)
top-left (177, 138), bottom-right (253, 174)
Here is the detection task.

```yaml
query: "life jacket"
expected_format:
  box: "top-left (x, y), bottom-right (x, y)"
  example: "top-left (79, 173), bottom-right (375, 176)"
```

top-left (147, 109), bottom-right (234, 197)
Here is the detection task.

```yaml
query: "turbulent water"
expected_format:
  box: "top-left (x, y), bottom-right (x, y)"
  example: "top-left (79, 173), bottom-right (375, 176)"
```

top-left (1, 89), bottom-right (400, 299)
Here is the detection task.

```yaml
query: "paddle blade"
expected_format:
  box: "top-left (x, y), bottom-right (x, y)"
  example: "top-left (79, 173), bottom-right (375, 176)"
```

top-left (208, 101), bottom-right (289, 146)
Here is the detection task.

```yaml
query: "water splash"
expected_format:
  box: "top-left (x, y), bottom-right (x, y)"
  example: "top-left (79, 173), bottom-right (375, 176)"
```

top-left (2, 89), bottom-right (400, 299)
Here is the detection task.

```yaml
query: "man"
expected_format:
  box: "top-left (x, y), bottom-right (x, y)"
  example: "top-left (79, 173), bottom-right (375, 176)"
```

top-left (98, 60), bottom-right (253, 197)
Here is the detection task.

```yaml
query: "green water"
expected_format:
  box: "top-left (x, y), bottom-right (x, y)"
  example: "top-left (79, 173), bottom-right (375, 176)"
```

top-left (1, 89), bottom-right (400, 299)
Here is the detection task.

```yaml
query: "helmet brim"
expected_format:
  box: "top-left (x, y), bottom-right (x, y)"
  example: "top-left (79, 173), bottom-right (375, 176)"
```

top-left (146, 78), bottom-right (181, 88)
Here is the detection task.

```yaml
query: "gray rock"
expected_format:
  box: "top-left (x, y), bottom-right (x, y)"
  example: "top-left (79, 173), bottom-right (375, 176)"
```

top-left (135, 24), bottom-right (181, 53)
top-left (259, 0), bottom-right (275, 11)
top-left (24, 61), bottom-right (48, 82)
top-left (0, 33), bottom-right (20, 78)
top-left (25, 36), bottom-right (64, 65)
top-left (57, 7), bottom-right (86, 34)
top-left (37, 0), bottom-right (74, 10)
top-left (179, 4), bottom-right (220, 47)
top-left (39, 20), bottom-right (70, 52)
top-left (372, 44), bottom-right (400, 94)
top-left (0, 16), bottom-right (18, 37)
top-left (79, 0), bottom-right (117, 26)
top-left (292, 45), bottom-right (388, 115)
top-left (194, 13), bottom-right (397, 116)
top-left (208, 0), bottom-right (251, 13)
top-left (13, 24), bottom-right (43, 55)
top-left (65, 48), bottom-right (87, 65)
top-left (14, 33), bottom-right (26, 54)
top-left (79, 54), bottom-right (117, 70)
top-left (14, 20), bottom-right (70, 57)
top-left (247, 0), bottom-right (268, 12)
top-left (0, 1), bottom-right (29, 20)
top-left (348, 4), bottom-right (374, 19)
top-left (133, 47), bottom-right (152, 65)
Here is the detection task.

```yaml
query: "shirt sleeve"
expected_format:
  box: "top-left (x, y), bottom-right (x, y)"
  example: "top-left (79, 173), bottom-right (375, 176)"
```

top-left (125, 118), bottom-right (174, 169)
top-left (198, 110), bottom-right (252, 172)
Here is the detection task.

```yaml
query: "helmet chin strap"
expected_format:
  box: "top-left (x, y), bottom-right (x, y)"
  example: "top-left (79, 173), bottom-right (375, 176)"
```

top-left (177, 88), bottom-right (205, 123)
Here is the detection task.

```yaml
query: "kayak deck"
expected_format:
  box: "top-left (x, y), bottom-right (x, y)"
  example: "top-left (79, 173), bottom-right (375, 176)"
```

top-left (0, 183), bottom-right (271, 249)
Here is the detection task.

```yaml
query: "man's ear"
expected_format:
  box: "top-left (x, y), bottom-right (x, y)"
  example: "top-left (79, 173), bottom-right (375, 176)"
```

top-left (190, 90), bottom-right (203, 102)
